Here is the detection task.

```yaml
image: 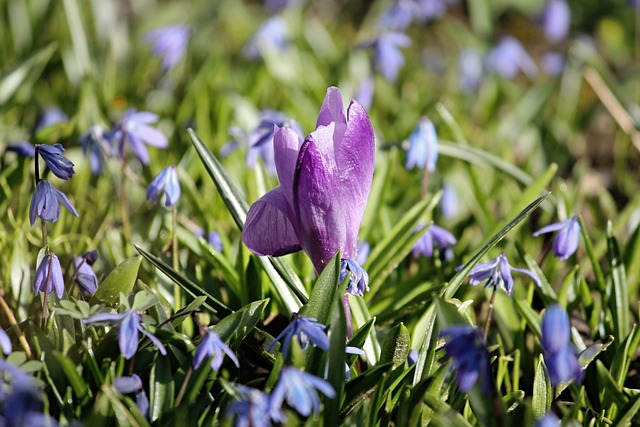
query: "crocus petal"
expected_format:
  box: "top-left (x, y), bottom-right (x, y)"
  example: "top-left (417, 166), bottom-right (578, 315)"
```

top-left (119, 312), bottom-right (140, 359)
top-left (273, 125), bottom-right (303, 204)
top-left (243, 186), bottom-right (302, 257)
top-left (316, 87), bottom-right (346, 128)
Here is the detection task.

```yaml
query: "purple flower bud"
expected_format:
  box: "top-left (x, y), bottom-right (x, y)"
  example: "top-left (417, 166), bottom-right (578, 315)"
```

top-left (405, 117), bottom-right (438, 171)
top-left (72, 255), bottom-right (98, 295)
top-left (193, 330), bottom-right (239, 371)
top-left (146, 165), bottom-right (181, 207)
top-left (467, 252), bottom-right (540, 296)
top-left (144, 24), bottom-right (191, 71)
top-left (37, 144), bottom-right (75, 180)
top-left (34, 253), bottom-right (65, 299)
top-left (269, 314), bottom-right (329, 358)
top-left (540, 305), bottom-right (583, 386)
top-left (29, 180), bottom-right (79, 227)
top-left (533, 216), bottom-right (580, 260)
top-left (541, 0), bottom-right (570, 43)
top-left (440, 325), bottom-right (491, 393)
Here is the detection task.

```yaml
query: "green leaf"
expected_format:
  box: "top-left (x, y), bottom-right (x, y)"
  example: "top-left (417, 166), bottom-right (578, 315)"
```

top-left (532, 358), bottom-right (552, 419)
top-left (0, 43), bottom-right (57, 104)
top-left (444, 192), bottom-right (549, 299)
top-left (412, 302), bottom-right (438, 384)
top-left (172, 296), bottom-right (207, 328)
top-left (135, 245), bottom-right (231, 317)
top-left (341, 362), bottom-right (393, 421)
top-left (612, 325), bottom-right (640, 388)
top-left (606, 221), bottom-right (630, 339)
top-left (612, 393), bottom-right (640, 427)
top-left (379, 323), bottom-right (410, 368)
top-left (578, 215), bottom-right (606, 293)
top-left (90, 256), bottom-right (142, 306)
top-left (149, 356), bottom-right (175, 422)
top-left (347, 317), bottom-right (375, 365)
top-left (299, 252), bottom-right (340, 325)
top-left (324, 295), bottom-right (346, 427)
top-left (51, 351), bottom-right (91, 405)
top-left (211, 299), bottom-right (269, 343)
top-left (349, 296), bottom-right (380, 365)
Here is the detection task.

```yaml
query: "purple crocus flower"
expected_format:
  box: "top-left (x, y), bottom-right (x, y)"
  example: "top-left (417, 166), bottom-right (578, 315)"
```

top-left (79, 125), bottom-right (113, 175)
top-left (83, 310), bottom-right (167, 359)
top-left (193, 330), bottom-right (239, 371)
top-left (485, 36), bottom-right (537, 80)
top-left (36, 107), bottom-right (68, 131)
top-left (72, 250), bottom-right (99, 295)
top-left (541, 0), bottom-right (570, 43)
top-left (440, 325), bottom-right (491, 393)
top-left (412, 223), bottom-right (456, 259)
top-left (113, 109), bottom-right (168, 165)
top-left (146, 165), bottom-right (181, 207)
top-left (340, 258), bottom-right (370, 296)
top-left (37, 144), bottom-right (75, 180)
top-left (405, 117), bottom-right (438, 172)
top-left (144, 24), bottom-right (191, 71)
top-left (270, 367), bottom-right (335, 421)
top-left (34, 253), bottom-right (65, 299)
top-left (533, 216), bottom-right (580, 260)
top-left (535, 413), bottom-right (561, 427)
top-left (243, 16), bottom-right (290, 61)
top-left (269, 314), bottom-right (329, 358)
top-left (114, 374), bottom-right (149, 418)
top-left (242, 87), bottom-right (375, 274)
top-left (458, 48), bottom-right (484, 93)
top-left (540, 305), bottom-right (583, 386)
top-left (467, 253), bottom-right (540, 296)
top-left (227, 385), bottom-right (282, 427)
top-left (5, 142), bottom-right (36, 158)
top-left (0, 329), bottom-right (11, 355)
top-left (372, 32), bottom-right (412, 82)
top-left (29, 180), bottom-right (79, 227)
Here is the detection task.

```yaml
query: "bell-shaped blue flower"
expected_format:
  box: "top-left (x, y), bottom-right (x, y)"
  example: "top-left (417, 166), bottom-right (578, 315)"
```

top-left (340, 258), bottom-right (370, 296)
top-left (412, 223), bottom-right (456, 259)
top-left (458, 48), bottom-right (484, 93)
top-left (540, 304), bottom-right (583, 386)
top-left (541, 0), bottom-right (570, 43)
top-left (533, 216), bottom-right (580, 261)
top-left (114, 374), bottom-right (149, 418)
top-left (440, 184), bottom-right (458, 220)
top-left (270, 367), bottom-right (335, 421)
top-left (83, 310), bottom-right (167, 360)
top-left (36, 107), bottom-right (68, 131)
top-left (72, 250), bottom-right (99, 295)
top-left (372, 32), bottom-right (411, 82)
top-left (37, 144), bottom-right (75, 180)
top-left (113, 109), bottom-right (168, 165)
top-left (535, 412), bottom-right (561, 427)
top-left (467, 252), bottom-right (540, 296)
top-left (144, 24), bottom-right (191, 71)
top-left (485, 36), bottom-right (537, 80)
top-left (243, 16), bottom-right (290, 60)
top-left (405, 117), bottom-right (438, 172)
top-left (29, 180), bottom-right (79, 227)
top-left (227, 385), bottom-right (282, 427)
top-left (440, 325), bottom-right (491, 393)
top-left (79, 125), bottom-right (113, 175)
top-left (193, 330), bottom-right (239, 371)
top-left (33, 253), bottom-right (65, 299)
top-left (146, 165), bottom-right (181, 207)
top-left (269, 314), bottom-right (329, 358)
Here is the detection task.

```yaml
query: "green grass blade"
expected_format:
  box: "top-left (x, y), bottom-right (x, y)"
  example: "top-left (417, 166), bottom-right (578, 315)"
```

top-left (606, 221), bottom-right (630, 339)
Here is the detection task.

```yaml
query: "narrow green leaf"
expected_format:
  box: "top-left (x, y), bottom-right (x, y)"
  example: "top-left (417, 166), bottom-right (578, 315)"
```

top-left (607, 221), bottom-right (630, 339)
top-left (211, 299), bottom-right (269, 343)
top-left (532, 358), bottom-right (552, 419)
top-left (90, 256), bottom-right (142, 306)
top-left (51, 351), bottom-right (90, 405)
top-left (149, 356), bottom-right (175, 422)
top-left (172, 296), bottom-right (207, 328)
top-left (0, 43), bottom-right (57, 104)
top-left (299, 252), bottom-right (340, 325)
top-left (349, 295), bottom-right (380, 364)
top-left (340, 362), bottom-right (393, 421)
top-left (578, 215), bottom-right (606, 293)
top-left (379, 323), bottom-right (410, 368)
top-left (612, 393), bottom-right (640, 427)
top-left (412, 302), bottom-right (437, 384)
top-left (347, 317), bottom-right (375, 365)
top-left (612, 325), bottom-right (640, 387)
top-left (324, 295), bottom-right (346, 427)
top-left (444, 192), bottom-right (549, 299)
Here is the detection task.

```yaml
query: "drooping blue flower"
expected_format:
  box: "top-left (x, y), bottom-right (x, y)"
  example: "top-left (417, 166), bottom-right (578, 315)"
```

top-left (458, 48), bottom-right (484, 93)
top-left (467, 253), bottom-right (540, 296)
top-left (0, 329), bottom-right (11, 355)
top-left (146, 165), bottom-right (181, 207)
top-left (412, 223), bottom-right (457, 259)
top-left (193, 330), bottom-right (239, 371)
top-left (541, 0), bottom-right (570, 43)
top-left (113, 109), bottom-right (168, 165)
top-left (37, 144), bottom-right (75, 180)
top-left (270, 367), bottom-right (335, 421)
top-left (72, 250), bottom-right (99, 295)
top-left (485, 36), bottom-right (537, 80)
top-left (195, 228), bottom-right (223, 252)
top-left (340, 258), bottom-right (370, 296)
top-left (33, 253), bottom-right (65, 299)
top-left (5, 142), bottom-right (36, 158)
top-left (405, 117), bottom-right (438, 172)
top-left (372, 32), bottom-right (411, 82)
top-left (79, 125), bottom-right (113, 175)
top-left (35, 107), bottom-right (68, 131)
top-left (535, 412), bottom-right (561, 427)
top-left (269, 314), bottom-right (329, 358)
top-left (227, 385), bottom-right (282, 427)
top-left (243, 16), bottom-right (290, 61)
top-left (540, 304), bottom-right (583, 386)
top-left (439, 325), bottom-right (491, 393)
top-left (29, 180), bottom-right (79, 227)
top-left (114, 374), bottom-right (149, 418)
top-left (533, 216), bottom-right (580, 261)
top-left (144, 24), bottom-right (191, 71)
top-left (83, 310), bottom-right (167, 360)
top-left (440, 184), bottom-right (458, 220)
top-left (265, 0), bottom-right (302, 11)
top-left (355, 241), bottom-right (371, 266)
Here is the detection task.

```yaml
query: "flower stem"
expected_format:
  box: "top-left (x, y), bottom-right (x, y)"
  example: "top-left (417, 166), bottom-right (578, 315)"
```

top-left (119, 160), bottom-right (132, 245)
top-left (0, 291), bottom-right (32, 358)
top-left (41, 259), bottom-right (53, 330)
top-left (175, 366), bottom-right (193, 406)
top-left (172, 205), bottom-right (181, 309)
top-left (343, 294), bottom-right (353, 339)
top-left (483, 287), bottom-right (498, 339)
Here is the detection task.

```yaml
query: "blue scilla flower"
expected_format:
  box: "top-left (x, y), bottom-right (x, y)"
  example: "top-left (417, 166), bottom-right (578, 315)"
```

top-left (467, 253), bottom-right (540, 296)
top-left (113, 109), bottom-right (168, 165)
top-left (440, 184), bottom-right (458, 220)
top-left (72, 250), bottom-right (99, 295)
top-left (146, 165), bottom-right (181, 207)
top-left (458, 48), bottom-right (483, 93)
top-left (269, 314), bottom-right (329, 358)
top-left (36, 107), bottom-right (68, 131)
top-left (79, 125), bottom-right (113, 175)
top-left (541, 0), bottom-right (570, 43)
top-left (485, 36), bottom-right (537, 80)
top-left (405, 117), bottom-right (438, 172)
top-left (379, 0), bottom-right (416, 31)
top-left (114, 374), bottom-right (149, 418)
top-left (270, 367), bottom-right (335, 421)
top-left (0, 329), bottom-right (11, 355)
top-left (33, 253), bottom-right (65, 299)
top-left (243, 16), bottom-right (290, 61)
top-left (372, 32), bottom-right (411, 82)
top-left (144, 24), bottom-right (191, 71)
top-left (540, 305), bottom-right (583, 386)
top-left (37, 144), bottom-right (75, 180)
top-left (29, 180), bottom-right (79, 227)
top-left (412, 223), bottom-right (456, 259)
top-left (533, 216), bottom-right (580, 261)
top-left (193, 330), bottom-right (239, 371)
top-left (440, 325), bottom-right (491, 393)
top-left (340, 258), bottom-right (370, 297)
top-left (535, 412), bottom-right (561, 427)
top-left (6, 142), bottom-right (36, 158)
top-left (83, 310), bottom-right (167, 360)
top-left (227, 385), bottom-right (282, 427)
